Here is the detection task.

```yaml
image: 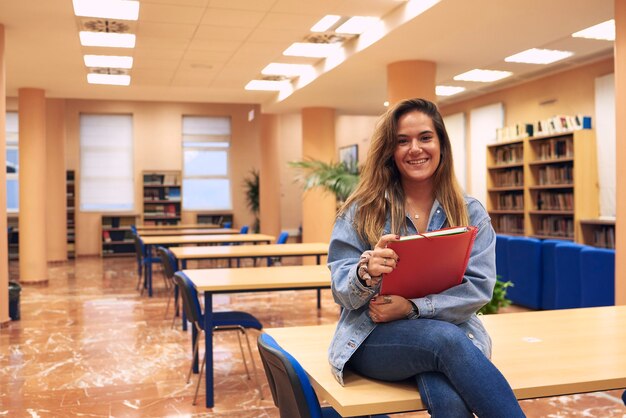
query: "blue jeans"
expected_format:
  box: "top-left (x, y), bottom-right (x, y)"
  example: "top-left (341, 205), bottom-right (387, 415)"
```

top-left (348, 319), bottom-right (525, 418)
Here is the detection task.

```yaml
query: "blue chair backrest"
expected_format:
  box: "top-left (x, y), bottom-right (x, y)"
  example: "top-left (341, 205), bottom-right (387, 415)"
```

top-left (130, 224), bottom-right (137, 235)
top-left (257, 333), bottom-right (323, 418)
top-left (223, 221), bottom-right (232, 228)
top-left (157, 246), bottom-right (178, 279)
top-left (240, 225), bottom-right (249, 234)
top-left (540, 239), bottom-right (564, 310)
top-left (506, 237), bottom-right (542, 309)
top-left (553, 243), bottom-right (586, 309)
top-left (174, 272), bottom-right (203, 328)
top-left (580, 247), bottom-right (615, 307)
top-left (277, 232), bottom-right (289, 245)
top-left (495, 235), bottom-right (511, 281)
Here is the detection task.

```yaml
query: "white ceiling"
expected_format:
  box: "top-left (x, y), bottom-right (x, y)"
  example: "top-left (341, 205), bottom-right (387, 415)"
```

top-left (0, 0), bottom-right (615, 115)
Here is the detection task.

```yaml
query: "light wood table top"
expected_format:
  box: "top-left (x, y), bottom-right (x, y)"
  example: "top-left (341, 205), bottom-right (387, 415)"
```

top-left (170, 242), bottom-right (328, 260)
top-left (183, 264), bottom-right (331, 292)
top-left (139, 228), bottom-right (239, 236)
top-left (266, 306), bottom-right (626, 417)
top-left (137, 223), bottom-right (220, 230)
top-left (142, 233), bottom-right (275, 246)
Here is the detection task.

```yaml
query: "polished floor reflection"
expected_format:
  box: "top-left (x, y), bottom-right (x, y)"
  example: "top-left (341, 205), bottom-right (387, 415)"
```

top-left (1, 256), bottom-right (625, 417)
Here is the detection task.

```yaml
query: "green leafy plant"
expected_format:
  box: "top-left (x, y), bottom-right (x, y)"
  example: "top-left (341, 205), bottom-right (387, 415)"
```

top-left (243, 169), bottom-right (260, 232)
top-left (479, 277), bottom-right (513, 315)
top-left (288, 159), bottom-right (360, 203)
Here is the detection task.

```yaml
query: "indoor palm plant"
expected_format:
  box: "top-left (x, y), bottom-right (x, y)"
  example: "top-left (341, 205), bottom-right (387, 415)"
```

top-left (243, 169), bottom-right (260, 232)
top-left (288, 159), bottom-right (359, 204)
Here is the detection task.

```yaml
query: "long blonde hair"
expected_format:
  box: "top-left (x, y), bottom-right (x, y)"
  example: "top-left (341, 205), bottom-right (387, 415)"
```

top-left (338, 98), bottom-right (469, 247)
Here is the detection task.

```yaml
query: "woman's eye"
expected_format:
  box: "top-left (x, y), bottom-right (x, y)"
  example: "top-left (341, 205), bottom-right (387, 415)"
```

top-left (397, 137), bottom-right (409, 144)
top-left (421, 136), bottom-right (432, 142)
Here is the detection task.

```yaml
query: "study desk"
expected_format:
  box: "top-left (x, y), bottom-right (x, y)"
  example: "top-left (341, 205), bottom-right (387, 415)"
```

top-left (170, 242), bottom-right (329, 307)
top-left (141, 233), bottom-right (275, 296)
top-left (266, 306), bottom-right (626, 417)
top-left (182, 265), bottom-right (332, 408)
top-left (136, 223), bottom-right (220, 230)
top-left (138, 228), bottom-right (238, 236)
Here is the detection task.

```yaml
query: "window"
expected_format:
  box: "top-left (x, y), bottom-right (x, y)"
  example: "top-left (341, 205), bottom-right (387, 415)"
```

top-left (79, 114), bottom-right (134, 211)
top-left (6, 112), bottom-right (18, 212)
top-left (182, 116), bottom-right (232, 210)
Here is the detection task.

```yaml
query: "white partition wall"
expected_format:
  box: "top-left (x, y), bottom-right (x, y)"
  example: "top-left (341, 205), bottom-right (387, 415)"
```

top-left (595, 73), bottom-right (616, 217)
top-left (469, 103), bottom-right (504, 206)
top-left (443, 112), bottom-right (466, 191)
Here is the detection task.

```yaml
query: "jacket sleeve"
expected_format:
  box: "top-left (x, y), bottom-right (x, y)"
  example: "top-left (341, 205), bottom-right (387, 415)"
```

top-left (410, 201), bottom-right (496, 324)
top-left (327, 210), bottom-right (379, 310)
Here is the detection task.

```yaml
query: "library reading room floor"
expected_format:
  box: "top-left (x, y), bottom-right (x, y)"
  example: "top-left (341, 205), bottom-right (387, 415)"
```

top-left (1, 256), bottom-right (625, 417)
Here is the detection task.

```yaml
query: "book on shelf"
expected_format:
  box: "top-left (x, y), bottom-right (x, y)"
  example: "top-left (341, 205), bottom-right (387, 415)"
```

top-left (380, 226), bottom-right (478, 299)
top-left (143, 173), bottom-right (164, 185)
top-left (163, 173), bottom-right (178, 186)
top-left (167, 187), bottom-right (181, 200)
top-left (103, 230), bottom-right (111, 242)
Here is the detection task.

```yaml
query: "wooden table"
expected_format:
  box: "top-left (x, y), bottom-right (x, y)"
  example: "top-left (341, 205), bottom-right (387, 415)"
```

top-left (266, 306), bottom-right (626, 417)
top-left (142, 233), bottom-right (275, 296)
top-left (171, 242), bottom-right (329, 307)
top-left (183, 265), bottom-right (332, 408)
top-left (138, 228), bottom-right (238, 236)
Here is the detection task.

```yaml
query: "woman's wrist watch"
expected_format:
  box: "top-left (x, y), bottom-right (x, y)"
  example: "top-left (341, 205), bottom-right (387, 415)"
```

top-left (406, 301), bottom-right (420, 319)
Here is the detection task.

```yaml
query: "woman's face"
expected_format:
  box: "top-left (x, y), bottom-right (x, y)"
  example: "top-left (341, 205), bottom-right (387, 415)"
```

top-left (393, 110), bottom-right (441, 186)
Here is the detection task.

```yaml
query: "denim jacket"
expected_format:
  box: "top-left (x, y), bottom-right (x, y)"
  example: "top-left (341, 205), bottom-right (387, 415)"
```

top-left (327, 196), bottom-right (496, 385)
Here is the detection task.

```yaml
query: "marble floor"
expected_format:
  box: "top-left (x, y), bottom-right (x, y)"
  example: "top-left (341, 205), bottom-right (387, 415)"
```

top-left (1, 256), bottom-right (625, 417)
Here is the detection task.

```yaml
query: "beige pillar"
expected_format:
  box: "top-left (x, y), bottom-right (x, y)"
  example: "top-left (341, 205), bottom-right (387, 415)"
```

top-left (259, 114), bottom-right (282, 240)
top-left (302, 108), bottom-right (335, 251)
top-left (0, 25), bottom-right (9, 324)
top-left (46, 99), bottom-right (67, 261)
top-left (18, 88), bottom-right (48, 283)
top-left (615, 0), bottom-right (626, 305)
top-left (387, 60), bottom-right (437, 105)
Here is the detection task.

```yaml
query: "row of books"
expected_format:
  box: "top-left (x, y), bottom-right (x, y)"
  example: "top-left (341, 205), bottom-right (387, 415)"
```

top-left (144, 204), bottom-right (179, 217)
top-left (537, 216), bottom-right (574, 239)
top-left (491, 215), bottom-right (524, 235)
top-left (143, 188), bottom-right (181, 201)
top-left (535, 138), bottom-right (574, 161)
top-left (535, 191), bottom-right (573, 211)
top-left (493, 144), bottom-right (523, 165)
top-left (536, 165), bottom-right (573, 186)
top-left (143, 173), bottom-right (179, 186)
top-left (592, 226), bottom-right (615, 249)
top-left (492, 169), bottom-right (523, 188)
top-left (102, 216), bottom-right (136, 228)
top-left (495, 193), bottom-right (524, 211)
top-left (495, 115), bottom-right (591, 142)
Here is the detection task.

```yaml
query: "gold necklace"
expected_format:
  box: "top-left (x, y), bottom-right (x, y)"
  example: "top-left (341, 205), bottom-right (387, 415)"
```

top-left (405, 199), bottom-right (421, 220)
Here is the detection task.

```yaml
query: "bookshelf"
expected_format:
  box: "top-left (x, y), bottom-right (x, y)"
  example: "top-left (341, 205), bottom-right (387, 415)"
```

top-left (66, 170), bottom-right (75, 259)
top-left (580, 218), bottom-right (615, 249)
top-left (101, 215), bottom-right (138, 257)
top-left (487, 130), bottom-right (600, 245)
top-left (142, 171), bottom-right (182, 226)
top-left (197, 213), bottom-right (233, 226)
top-left (526, 130), bottom-right (598, 242)
top-left (486, 139), bottom-right (526, 235)
top-left (7, 214), bottom-right (18, 260)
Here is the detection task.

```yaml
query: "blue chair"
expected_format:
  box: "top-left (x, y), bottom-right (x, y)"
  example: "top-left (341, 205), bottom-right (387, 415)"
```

top-left (495, 235), bottom-right (511, 281)
top-left (506, 237), bottom-right (543, 309)
top-left (540, 239), bottom-right (565, 310)
top-left (553, 243), bottom-right (586, 309)
top-left (257, 333), bottom-right (389, 418)
top-left (157, 246), bottom-right (180, 327)
top-left (174, 272), bottom-right (263, 405)
top-left (580, 247), bottom-right (615, 307)
top-left (133, 233), bottom-right (161, 295)
top-left (223, 221), bottom-right (232, 228)
top-left (268, 231), bottom-right (289, 266)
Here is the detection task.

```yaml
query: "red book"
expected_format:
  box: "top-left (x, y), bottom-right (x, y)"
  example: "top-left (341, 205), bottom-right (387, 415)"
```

top-left (380, 226), bottom-right (478, 299)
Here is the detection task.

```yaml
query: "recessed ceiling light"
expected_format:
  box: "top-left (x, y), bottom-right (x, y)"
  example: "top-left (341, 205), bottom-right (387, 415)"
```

top-left (261, 63), bottom-right (314, 77)
top-left (79, 32), bottom-right (136, 48)
top-left (245, 80), bottom-right (291, 91)
top-left (335, 16), bottom-right (380, 35)
top-left (311, 15), bottom-right (341, 32)
top-left (572, 19), bottom-right (615, 41)
top-left (73, 0), bottom-right (139, 20)
top-left (453, 69), bottom-right (512, 82)
top-left (283, 42), bottom-right (341, 58)
top-left (505, 48), bottom-right (573, 64)
top-left (87, 73), bottom-right (131, 86)
top-left (383, 101), bottom-right (389, 107)
top-left (436, 85), bottom-right (466, 96)
top-left (84, 55), bottom-right (133, 69)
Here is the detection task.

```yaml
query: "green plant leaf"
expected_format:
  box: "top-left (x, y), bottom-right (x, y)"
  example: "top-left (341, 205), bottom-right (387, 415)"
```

top-left (288, 159), bottom-right (359, 202)
top-left (478, 278), bottom-right (513, 315)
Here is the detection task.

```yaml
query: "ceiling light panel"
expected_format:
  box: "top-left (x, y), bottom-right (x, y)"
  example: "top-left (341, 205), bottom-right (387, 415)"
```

top-left (79, 32), bottom-right (136, 48)
top-left (436, 85), bottom-right (466, 96)
top-left (453, 69), bottom-right (513, 82)
top-left (283, 42), bottom-right (341, 58)
top-left (84, 55), bottom-right (133, 69)
top-left (261, 63), bottom-right (313, 77)
top-left (505, 48), bottom-right (573, 64)
top-left (87, 73), bottom-right (131, 86)
top-left (572, 19), bottom-right (615, 41)
top-left (73, 0), bottom-right (140, 20)
top-left (311, 15), bottom-right (341, 32)
top-left (335, 16), bottom-right (380, 35)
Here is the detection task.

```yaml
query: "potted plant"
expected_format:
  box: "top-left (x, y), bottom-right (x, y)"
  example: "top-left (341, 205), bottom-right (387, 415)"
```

top-left (288, 159), bottom-right (359, 204)
top-left (479, 278), bottom-right (513, 315)
top-left (243, 169), bottom-right (260, 232)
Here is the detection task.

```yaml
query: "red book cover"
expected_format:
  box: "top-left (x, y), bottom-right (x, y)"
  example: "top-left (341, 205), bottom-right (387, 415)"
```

top-left (380, 226), bottom-right (478, 299)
